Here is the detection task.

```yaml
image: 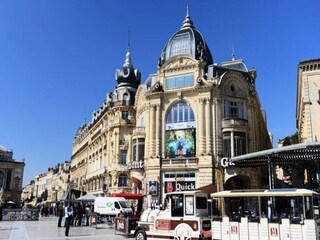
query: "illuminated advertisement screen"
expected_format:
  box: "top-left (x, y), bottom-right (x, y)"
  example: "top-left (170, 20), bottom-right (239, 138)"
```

top-left (165, 128), bottom-right (196, 158)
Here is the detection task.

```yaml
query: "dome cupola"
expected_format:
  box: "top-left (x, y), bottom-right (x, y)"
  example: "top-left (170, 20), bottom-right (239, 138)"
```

top-left (115, 45), bottom-right (141, 89)
top-left (158, 8), bottom-right (213, 67)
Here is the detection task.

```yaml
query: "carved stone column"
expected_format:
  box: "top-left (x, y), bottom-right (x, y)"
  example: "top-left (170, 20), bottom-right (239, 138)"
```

top-left (199, 98), bottom-right (206, 154)
top-left (205, 98), bottom-right (212, 154)
top-left (115, 131), bottom-right (119, 164)
top-left (155, 104), bottom-right (161, 156)
top-left (149, 105), bottom-right (156, 157)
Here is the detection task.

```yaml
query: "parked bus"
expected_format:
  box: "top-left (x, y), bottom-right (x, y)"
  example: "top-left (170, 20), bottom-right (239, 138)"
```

top-left (210, 188), bottom-right (320, 240)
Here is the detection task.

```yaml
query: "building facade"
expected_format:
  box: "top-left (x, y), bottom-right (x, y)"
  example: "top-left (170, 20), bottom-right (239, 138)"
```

top-left (133, 13), bottom-right (271, 202)
top-left (22, 162), bottom-right (70, 206)
top-left (296, 58), bottom-right (320, 142)
top-left (70, 11), bottom-right (271, 202)
top-left (0, 145), bottom-right (25, 206)
top-left (70, 46), bottom-right (141, 197)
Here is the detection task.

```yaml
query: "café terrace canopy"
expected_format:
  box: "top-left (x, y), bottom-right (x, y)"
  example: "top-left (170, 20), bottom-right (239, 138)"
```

top-left (231, 142), bottom-right (320, 167)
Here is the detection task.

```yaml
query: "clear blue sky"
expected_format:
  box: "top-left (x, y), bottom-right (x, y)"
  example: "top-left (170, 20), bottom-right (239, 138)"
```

top-left (1, 1), bottom-right (319, 186)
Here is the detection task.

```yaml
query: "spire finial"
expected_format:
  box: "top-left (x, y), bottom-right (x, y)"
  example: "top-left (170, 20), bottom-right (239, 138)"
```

top-left (128, 24), bottom-right (131, 51)
top-left (232, 43), bottom-right (235, 61)
top-left (124, 24), bottom-right (132, 68)
top-left (186, 0), bottom-right (189, 17)
top-left (182, 0), bottom-right (194, 29)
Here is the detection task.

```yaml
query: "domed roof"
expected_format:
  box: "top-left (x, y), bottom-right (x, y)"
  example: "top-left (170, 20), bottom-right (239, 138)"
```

top-left (158, 12), bottom-right (213, 67)
top-left (115, 45), bottom-right (141, 89)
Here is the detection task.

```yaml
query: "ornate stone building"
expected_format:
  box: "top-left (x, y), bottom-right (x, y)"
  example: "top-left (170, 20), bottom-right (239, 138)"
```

top-left (132, 12), bottom-right (271, 202)
top-left (70, 46), bottom-right (141, 196)
top-left (70, 11), bottom-right (271, 201)
top-left (296, 58), bottom-right (320, 142)
top-left (0, 145), bottom-right (25, 206)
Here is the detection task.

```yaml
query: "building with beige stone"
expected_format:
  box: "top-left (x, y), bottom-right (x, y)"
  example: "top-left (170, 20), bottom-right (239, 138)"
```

top-left (296, 58), bottom-right (320, 142)
top-left (133, 13), bottom-right (272, 202)
top-left (22, 162), bottom-right (70, 206)
top-left (70, 45), bottom-right (141, 197)
top-left (0, 145), bottom-right (25, 206)
top-left (70, 11), bottom-right (272, 202)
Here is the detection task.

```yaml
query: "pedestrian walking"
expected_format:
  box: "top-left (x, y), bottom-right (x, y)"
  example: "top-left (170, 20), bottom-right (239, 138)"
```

top-left (57, 202), bottom-right (64, 227)
top-left (75, 203), bottom-right (83, 226)
top-left (85, 204), bottom-right (91, 226)
top-left (64, 203), bottom-right (73, 237)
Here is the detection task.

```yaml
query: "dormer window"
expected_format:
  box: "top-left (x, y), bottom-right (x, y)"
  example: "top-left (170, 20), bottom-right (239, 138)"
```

top-left (169, 33), bottom-right (191, 58)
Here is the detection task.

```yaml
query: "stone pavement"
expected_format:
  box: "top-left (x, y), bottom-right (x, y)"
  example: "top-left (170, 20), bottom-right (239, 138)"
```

top-left (0, 216), bottom-right (135, 240)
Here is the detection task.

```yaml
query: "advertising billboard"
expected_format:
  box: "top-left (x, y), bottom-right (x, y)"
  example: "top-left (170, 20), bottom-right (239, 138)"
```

top-left (149, 181), bottom-right (158, 196)
top-left (165, 128), bottom-right (196, 158)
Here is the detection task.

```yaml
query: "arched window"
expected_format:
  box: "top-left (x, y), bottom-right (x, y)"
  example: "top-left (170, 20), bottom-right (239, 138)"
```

top-left (166, 102), bottom-right (195, 123)
top-left (169, 33), bottom-right (191, 58)
top-left (123, 93), bottom-right (129, 101)
top-left (118, 174), bottom-right (127, 187)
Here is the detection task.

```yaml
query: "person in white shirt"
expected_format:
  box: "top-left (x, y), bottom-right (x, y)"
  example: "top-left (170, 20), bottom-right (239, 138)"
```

top-left (64, 203), bottom-right (73, 237)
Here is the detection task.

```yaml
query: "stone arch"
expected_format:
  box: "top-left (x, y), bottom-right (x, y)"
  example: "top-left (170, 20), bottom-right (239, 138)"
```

top-left (224, 175), bottom-right (250, 190)
top-left (164, 99), bottom-right (196, 124)
top-left (219, 71), bottom-right (250, 99)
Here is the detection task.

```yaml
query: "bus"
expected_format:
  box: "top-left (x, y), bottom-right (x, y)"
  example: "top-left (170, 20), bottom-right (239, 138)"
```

top-left (210, 188), bottom-right (320, 240)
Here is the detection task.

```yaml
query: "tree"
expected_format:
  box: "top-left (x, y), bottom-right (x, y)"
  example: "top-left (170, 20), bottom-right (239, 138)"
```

top-left (281, 132), bottom-right (299, 146)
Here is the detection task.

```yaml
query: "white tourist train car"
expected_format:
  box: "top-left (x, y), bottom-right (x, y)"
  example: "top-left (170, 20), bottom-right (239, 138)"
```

top-left (210, 188), bottom-right (320, 240)
top-left (135, 190), bottom-right (211, 240)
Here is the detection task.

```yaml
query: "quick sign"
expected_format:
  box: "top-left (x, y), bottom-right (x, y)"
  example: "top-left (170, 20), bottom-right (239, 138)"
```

top-left (220, 157), bottom-right (235, 168)
top-left (165, 181), bottom-right (195, 193)
top-left (176, 181), bottom-right (195, 191)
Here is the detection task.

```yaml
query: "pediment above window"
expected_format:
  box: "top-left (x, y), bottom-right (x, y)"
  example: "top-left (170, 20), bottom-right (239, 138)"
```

top-left (161, 57), bottom-right (197, 73)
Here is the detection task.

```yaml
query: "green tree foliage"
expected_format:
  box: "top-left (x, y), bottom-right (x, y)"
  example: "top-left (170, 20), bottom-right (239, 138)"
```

top-left (282, 132), bottom-right (299, 146)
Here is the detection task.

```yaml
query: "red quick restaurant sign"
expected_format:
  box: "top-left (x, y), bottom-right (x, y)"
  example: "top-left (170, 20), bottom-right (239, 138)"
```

top-left (165, 181), bottom-right (196, 193)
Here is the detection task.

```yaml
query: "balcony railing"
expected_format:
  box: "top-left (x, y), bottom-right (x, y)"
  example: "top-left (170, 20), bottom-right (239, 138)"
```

top-left (132, 127), bottom-right (146, 136)
top-left (222, 118), bottom-right (248, 128)
top-left (162, 157), bottom-right (198, 165)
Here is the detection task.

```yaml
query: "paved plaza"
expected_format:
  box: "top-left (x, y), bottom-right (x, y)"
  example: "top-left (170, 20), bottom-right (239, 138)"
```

top-left (0, 216), bottom-right (134, 240)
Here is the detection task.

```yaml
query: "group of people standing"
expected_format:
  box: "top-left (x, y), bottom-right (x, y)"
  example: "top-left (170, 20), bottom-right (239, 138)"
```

top-left (57, 202), bottom-right (92, 237)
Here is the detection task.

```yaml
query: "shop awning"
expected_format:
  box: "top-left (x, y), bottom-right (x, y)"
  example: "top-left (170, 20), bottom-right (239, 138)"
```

top-left (75, 194), bottom-right (96, 202)
top-left (231, 142), bottom-right (320, 166)
top-left (110, 193), bottom-right (144, 199)
top-left (131, 177), bottom-right (142, 189)
top-left (196, 183), bottom-right (217, 195)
